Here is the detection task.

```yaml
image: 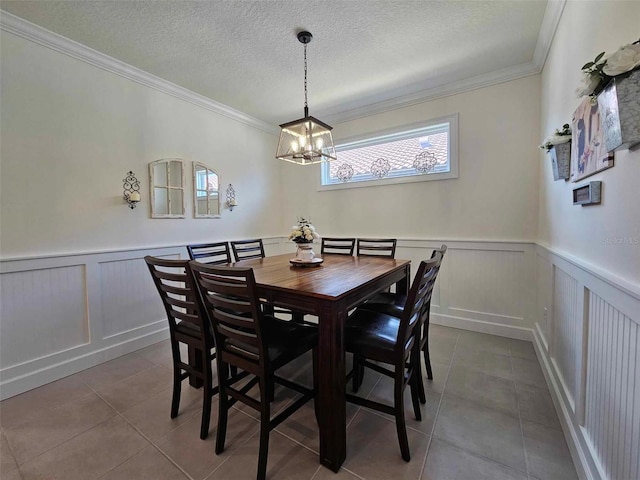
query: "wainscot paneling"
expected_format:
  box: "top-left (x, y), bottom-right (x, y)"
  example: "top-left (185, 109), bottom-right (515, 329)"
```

top-left (0, 237), bottom-right (284, 400)
top-left (534, 244), bottom-right (640, 480)
top-left (0, 237), bottom-right (534, 399)
top-left (396, 239), bottom-right (535, 340)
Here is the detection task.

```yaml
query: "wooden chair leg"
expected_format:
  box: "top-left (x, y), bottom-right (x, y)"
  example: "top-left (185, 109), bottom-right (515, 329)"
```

top-left (423, 344), bottom-right (433, 380)
top-left (416, 354), bottom-right (427, 405)
top-left (215, 363), bottom-right (229, 455)
top-left (352, 354), bottom-right (364, 393)
top-left (312, 347), bottom-right (320, 425)
top-left (394, 374), bottom-right (411, 462)
top-left (200, 359), bottom-right (213, 440)
top-left (257, 379), bottom-right (271, 480)
top-left (409, 369), bottom-right (422, 422)
top-left (170, 347), bottom-right (182, 418)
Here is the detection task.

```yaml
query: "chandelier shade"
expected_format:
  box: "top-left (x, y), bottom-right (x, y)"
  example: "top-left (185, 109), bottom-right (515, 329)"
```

top-left (275, 31), bottom-right (336, 165)
top-left (276, 115), bottom-right (337, 165)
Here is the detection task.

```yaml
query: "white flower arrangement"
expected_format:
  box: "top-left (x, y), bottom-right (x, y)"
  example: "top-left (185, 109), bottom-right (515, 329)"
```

top-left (576, 39), bottom-right (640, 98)
top-left (288, 217), bottom-right (320, 244)
top-left (539, 124), bottom-right (572, 152)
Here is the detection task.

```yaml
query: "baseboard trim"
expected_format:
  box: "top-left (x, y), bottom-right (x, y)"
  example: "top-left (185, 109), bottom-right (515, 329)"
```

top-left (431, 313), bottom-right (533, 340)
top-left (532, 326), bottom-right (600, 480)
top-left (0, 328), bottom-right (169, 400)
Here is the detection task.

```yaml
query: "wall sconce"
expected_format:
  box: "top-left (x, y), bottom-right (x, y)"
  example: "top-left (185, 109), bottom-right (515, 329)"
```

top-left (225, 184), bottom-right (237, 211)
top-left (123, 171), bottom-right (141, 209)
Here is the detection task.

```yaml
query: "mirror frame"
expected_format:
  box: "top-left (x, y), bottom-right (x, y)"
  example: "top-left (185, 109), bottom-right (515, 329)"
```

top-left (192, 162), bottom-right (221, 219)
top-left (149, 158), bottom-right (186, 218)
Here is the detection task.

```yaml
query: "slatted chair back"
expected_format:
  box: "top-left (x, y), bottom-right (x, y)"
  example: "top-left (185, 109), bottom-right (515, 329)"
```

top-left (189, 263), bottom-right (266, 376)
top-left (230, 239), bottom-right (265, 261)
top-left (145, 256), bottom-right (211, 346)
top-left (396, 254), bottom-right (442, 360)
top-left (187, 242), bottom-right (232, 265)
top-left (321, 237), bottom-right (356, 256)
top-left (357, 238), bottom-right (397, 258)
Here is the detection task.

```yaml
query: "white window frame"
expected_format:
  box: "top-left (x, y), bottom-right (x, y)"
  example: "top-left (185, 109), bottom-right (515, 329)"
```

top-left (319, 113), bottom-right (458, 191)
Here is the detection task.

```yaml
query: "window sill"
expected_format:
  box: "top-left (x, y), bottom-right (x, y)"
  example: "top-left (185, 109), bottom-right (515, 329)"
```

top-left (318, 170), bottom-right (458, 191)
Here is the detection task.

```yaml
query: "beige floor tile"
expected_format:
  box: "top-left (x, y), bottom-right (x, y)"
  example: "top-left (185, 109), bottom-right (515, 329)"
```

top-left (511, 357), bottom-right (547, 388)
top-left (19, 416), bottom-right (149, 480)
top-left (433, 394), bottom-right (526, 472)
top-left (275, 399), bottom-right (359, 454)
top-left (444, 366), bottom-right (518, 417)
top-left (427, 336), bottom-right (457, 364)
top-left (509, 339), bottom-right (537, 361)
top-left (76, 353), bottom-right (157, 390)
top-left (1, 431), bottom-right (19, 475)
top-left (121, 384), bottom-right (203, 441)
top-left (1, 467), bottom-right (23, 480)
top-left (4, 392), bottom-right (116, 465)
top-left (365, 375), bottom-right (440, 436)
top-left (100, 445), bottom-right (188, 480)
top-left (206, 429), bottom-right (319, 480)
top-left (428, 325), bottom-right (461, 340)
top-left (0, 375), bottom-right (93, 428)
top-left (94, 365), bottom-right (173, 412)
top-left (451, 348), bottom-right (513, 381)
top-left (418, 360), bottom-right (450, 396)
top-left (311, 466), bottom-right (363, 480)
top-left (523, 420), bottom-right (578, 480)
top-left (155, 407), bottom-right (259, 480)
top-left (342, 409), bottom-right (430, 480)
top-left (515, 383), bottom-right (561, 430)
top-left (422, 439), bottom-right (528, 480)
top-left (457, 331), bottom-right (511, 356)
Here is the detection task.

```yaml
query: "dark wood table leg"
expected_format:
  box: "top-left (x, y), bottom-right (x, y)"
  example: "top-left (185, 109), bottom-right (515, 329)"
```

top-left (396, 263), bottom-right (410, 295)
top-left (317, 300), bottom-right (347, 472)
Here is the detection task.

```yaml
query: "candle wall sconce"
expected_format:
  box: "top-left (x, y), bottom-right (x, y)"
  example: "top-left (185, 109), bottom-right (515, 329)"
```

top-left (225, 184), bottom-right (237, 211)
top-left (123, 171), bottom-right (141, 209)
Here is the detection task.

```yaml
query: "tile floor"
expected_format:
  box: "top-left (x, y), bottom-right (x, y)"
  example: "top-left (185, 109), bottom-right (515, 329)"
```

top-left (0, 326), bottom-right (578, 480)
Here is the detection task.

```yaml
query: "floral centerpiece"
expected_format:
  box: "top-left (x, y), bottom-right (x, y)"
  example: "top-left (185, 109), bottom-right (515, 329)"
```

top-left (576, 39), bottom-right (640, 99)
top-left (288, 217), bottom-right (321, 263)
top-left (288, 217), bottom-right (320, 243)
top-left (539, 123), bottom-right (572, 152)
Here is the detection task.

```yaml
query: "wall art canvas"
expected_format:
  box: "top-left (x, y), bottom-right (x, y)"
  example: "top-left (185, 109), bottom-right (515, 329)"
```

top-left (571, 97), bottom-right (614, 182)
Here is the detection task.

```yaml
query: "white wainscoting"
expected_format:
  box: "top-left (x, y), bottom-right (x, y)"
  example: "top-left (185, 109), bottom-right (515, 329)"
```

top-left (0, 238), bottom-right (285, 400)
top-left (396, 239), bottom-right (536, 340)
top-left (534, 245), bottom-right (640, 480)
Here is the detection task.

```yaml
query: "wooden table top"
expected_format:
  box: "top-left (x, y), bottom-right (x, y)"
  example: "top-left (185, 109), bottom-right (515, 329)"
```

top-left (232, 253), bottom-right (410, 300)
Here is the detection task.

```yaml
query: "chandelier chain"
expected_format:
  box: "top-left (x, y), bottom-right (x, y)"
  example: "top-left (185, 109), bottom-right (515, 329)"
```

top-left (303, 43), bottom-right (308, 110)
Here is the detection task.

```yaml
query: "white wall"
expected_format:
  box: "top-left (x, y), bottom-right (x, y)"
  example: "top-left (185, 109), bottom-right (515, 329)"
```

top-left (0, 30), bottom-right (282, 260)
top-left (281, 75), bottom-right (541, 242)
top-left (535, 3), bottom-right (640, 479)
top-left (538, 0), bottom-right (640, 289)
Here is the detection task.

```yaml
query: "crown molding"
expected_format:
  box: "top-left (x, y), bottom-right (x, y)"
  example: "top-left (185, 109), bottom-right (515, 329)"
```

top-left (0, 11), bottom-right (279, 135)
top-left (533, 0), bottom-right (567, 70)
top-left (322, 0), bottom-right (566, 125)
top-left (323, 61), bottom-right (541, 125)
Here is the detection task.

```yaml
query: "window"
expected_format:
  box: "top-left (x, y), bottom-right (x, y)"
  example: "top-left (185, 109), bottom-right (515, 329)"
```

top-left (320, 114), bottom-right (458, 189)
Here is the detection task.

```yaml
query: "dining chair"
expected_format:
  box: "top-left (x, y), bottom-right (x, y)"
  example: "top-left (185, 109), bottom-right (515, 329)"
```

top-left (345, 253), bottom-right (443, 461)
top-left (321, 237), bottom-right (356, 256)
top-left (230, 239), bottom-right (266, 261)
top-left (356, 238), bottom-right (397, 258)
top-left (187, 241), bottom-right (232, 265)
top-left (145, 256), bottom-right (222, 440)
top-left (188, 262), bottom-right (318, 480)
top-left (353, 245), bottom-right (448, 402)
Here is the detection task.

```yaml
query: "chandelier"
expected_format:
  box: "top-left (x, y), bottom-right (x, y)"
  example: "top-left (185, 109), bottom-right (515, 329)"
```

top-left (275, 31), bottom-right (337, 165)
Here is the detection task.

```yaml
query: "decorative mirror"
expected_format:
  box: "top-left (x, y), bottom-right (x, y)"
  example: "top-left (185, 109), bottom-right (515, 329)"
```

top-left (149, 158), bottom-right (185, 218)
top-left (192, 162), bottom-right (221, 218)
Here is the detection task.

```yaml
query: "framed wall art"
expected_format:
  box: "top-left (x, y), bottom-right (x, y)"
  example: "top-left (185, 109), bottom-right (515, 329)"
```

top-left (570, 96), bottom-right (614, 182)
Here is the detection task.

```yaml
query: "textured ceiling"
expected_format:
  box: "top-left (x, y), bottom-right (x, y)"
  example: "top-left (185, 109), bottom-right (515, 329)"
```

top-left (1, 0), bottom-right (547, 125)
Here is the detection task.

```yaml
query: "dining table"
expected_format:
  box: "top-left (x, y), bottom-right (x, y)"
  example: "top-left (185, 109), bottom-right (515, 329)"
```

top-left (231, 252), bottom-right (411, 472)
